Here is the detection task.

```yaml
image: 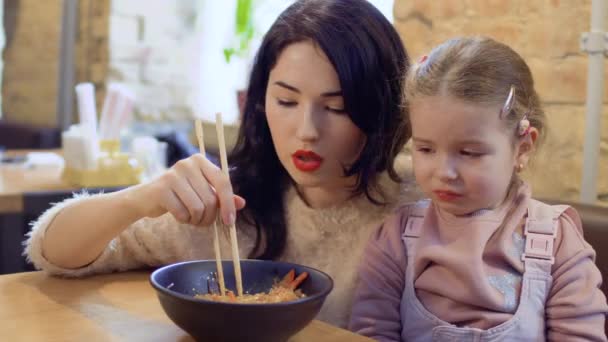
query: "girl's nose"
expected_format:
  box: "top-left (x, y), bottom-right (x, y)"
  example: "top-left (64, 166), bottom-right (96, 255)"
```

top-left (437, 156), bottom-right (459, 182)
top-left (295, 105), bottom-right (320, 142)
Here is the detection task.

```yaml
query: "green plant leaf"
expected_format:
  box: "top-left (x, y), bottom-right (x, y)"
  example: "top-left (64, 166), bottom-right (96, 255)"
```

top-left (235, 0), bottom-right (253, 34)
top-left (223, 48), bottom-right (235, 63)
top-left (223, 0), bottom-right (256, 63)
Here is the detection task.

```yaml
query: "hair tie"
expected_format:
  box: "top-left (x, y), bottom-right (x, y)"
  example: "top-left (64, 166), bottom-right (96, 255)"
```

top-left (419, 55), bottom-right (428, 63)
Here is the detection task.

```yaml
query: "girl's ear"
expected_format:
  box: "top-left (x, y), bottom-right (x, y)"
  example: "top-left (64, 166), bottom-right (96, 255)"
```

top-left (515, 127), bottom-right (538, 169)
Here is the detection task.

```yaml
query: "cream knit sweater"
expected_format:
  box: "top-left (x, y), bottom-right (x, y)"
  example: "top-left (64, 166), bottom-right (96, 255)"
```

top-left (24, 156), bottom-right (416, 328)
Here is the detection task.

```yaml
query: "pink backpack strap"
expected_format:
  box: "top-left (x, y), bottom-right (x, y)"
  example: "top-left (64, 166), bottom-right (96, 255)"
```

top-left (522, 200), bottom-right (569, 266)
top-left (403, 200), bottom-right (430, 238)
top-left (402, 200), bottom-right (430, 258)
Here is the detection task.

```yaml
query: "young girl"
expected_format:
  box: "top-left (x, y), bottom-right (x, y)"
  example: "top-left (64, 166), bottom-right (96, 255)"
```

top-left (349, 37), bottom-right (608, 341)
top-left (24, 0), bottom-right (414, 328)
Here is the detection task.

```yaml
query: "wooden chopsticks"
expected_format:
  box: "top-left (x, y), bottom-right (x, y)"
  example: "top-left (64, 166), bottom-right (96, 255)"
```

top-left (215, 112), bottom-right (244, 297)
top-left (194, 119), bottom-right (226, 296)
top-left (194, 114), bottom-right (243, 297)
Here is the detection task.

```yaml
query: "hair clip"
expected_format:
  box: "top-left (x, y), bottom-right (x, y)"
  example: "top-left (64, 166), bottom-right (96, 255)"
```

top-left (518, 113), bottom-right (531, 136)
top-left (500, 85), bottom-right (516, 119)
top-left (419, 55), bottom-right (428, 63)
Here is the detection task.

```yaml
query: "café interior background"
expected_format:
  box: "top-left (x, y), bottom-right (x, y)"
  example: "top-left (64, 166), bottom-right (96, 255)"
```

top-left (0, 0), bottom-right (607, 203)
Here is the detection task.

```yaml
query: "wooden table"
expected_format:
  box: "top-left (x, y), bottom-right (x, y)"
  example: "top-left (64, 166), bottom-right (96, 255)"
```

top-left (0, 150), bottom-right (74, 273)
top-left (0, 150), bottom-right (72, 214)
top-left (0, 150), bottom-right (126, 274)
top-left (0, 271), bottom-right (372, 341)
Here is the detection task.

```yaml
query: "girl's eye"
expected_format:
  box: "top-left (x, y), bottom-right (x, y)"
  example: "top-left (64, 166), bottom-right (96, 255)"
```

top-left (277, 99), bottom-right (297, 107)
top-left (461, 150), bottom-right (483, 157)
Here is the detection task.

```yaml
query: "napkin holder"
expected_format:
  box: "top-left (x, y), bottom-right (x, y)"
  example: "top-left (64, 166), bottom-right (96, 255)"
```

top-left (62, 139), bottom-right (142, 188)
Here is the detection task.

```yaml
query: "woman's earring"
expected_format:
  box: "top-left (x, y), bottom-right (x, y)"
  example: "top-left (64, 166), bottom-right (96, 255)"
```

top-left (516, 163), bottom-right (524, 172)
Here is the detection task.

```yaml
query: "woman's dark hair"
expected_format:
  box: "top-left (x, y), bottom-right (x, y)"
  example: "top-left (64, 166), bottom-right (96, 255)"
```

top-left (229, 0), bottom-right (410, 260)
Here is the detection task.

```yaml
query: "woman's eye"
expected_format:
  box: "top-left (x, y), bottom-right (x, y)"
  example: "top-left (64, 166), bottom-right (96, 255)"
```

top-left (277, 99), bottom-right (297, 107)
top-left (416, 147), bottom-right (433, 154)
top-left (326, 106), bottom-right (347, 114)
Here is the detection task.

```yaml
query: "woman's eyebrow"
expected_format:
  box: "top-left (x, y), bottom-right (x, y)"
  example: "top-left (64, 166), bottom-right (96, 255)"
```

top-left (321, 90), bottom-right (342, 97)
top-left (412, 137), bottom-right (433, 144)
top-left (274, 81), bottom-right (300, 93)
top-left (273, 81), bottom-right (342, 97)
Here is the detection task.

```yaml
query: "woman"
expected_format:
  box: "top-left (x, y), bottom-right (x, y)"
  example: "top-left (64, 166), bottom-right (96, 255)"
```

top-left (25, 0), bottom-right (414, 327)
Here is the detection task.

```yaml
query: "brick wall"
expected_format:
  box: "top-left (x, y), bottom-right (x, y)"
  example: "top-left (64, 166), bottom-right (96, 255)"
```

top-left (2, 0), bottom-right (109, 127)
top-left (394, 0), bottom-right (608, 202)
top-left (76, 0), bottom-right (111, 119)
top-left (108, 0), bottom-right (201, 122)
top-left (2, 0), bottom-right (62, 126)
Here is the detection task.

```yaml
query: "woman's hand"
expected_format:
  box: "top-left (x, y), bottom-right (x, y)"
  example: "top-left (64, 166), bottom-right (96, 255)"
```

top-left (35, 153), bottom-right (245, 270)
top-left (129, 153), bottom-right (246, 226)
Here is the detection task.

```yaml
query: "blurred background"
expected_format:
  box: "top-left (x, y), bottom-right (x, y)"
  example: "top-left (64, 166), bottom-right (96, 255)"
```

top-left (1, 0), bottom-right (606, 202)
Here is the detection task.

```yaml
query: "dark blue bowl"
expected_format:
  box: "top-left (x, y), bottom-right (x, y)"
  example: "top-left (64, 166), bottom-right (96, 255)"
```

top-left (150, 260), bottom-right (333, 342)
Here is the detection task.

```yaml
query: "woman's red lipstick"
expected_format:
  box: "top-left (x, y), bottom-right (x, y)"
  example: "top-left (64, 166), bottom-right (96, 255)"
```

top-left (433, 190), bottom-right (462, 201)
top-left (292, 150), bottom-right (323, 172)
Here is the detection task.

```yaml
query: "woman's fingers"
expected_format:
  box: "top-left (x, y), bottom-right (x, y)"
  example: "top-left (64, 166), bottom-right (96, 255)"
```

top-left (194, 155), bottom-right (237, 226)
top-left (190, 175), bottom-right (219, 226)
top-left (174, 158), bottom-right (218, 225)
top-left (234, 195), bottom-right (246, 210)
top-left (168, 171), bottom-right (206, 224)
top-left (162, 188), bottom-right (192, 223)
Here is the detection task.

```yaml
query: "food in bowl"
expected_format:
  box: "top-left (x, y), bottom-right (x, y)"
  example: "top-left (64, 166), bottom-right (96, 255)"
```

top-left (195, 269), bottom-right (308, 303)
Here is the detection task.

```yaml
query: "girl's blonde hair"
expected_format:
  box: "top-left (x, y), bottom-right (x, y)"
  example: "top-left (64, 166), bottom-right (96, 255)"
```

top-left (405, 36), bottom-right (546, 147)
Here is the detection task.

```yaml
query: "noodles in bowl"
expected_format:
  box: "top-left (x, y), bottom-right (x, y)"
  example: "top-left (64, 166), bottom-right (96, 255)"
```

top-left (196, 269), bottom-right (308, 303)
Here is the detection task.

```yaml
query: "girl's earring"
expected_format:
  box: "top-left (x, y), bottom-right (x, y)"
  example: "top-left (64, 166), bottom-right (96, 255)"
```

top-left (518, 117), bottom-right (531, 136)
top-left (516, 163), bottom-right (524, 172)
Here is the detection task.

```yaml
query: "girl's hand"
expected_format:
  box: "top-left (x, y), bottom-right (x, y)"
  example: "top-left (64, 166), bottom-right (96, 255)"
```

top-left (129, 154), bottom-right (245, 226)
